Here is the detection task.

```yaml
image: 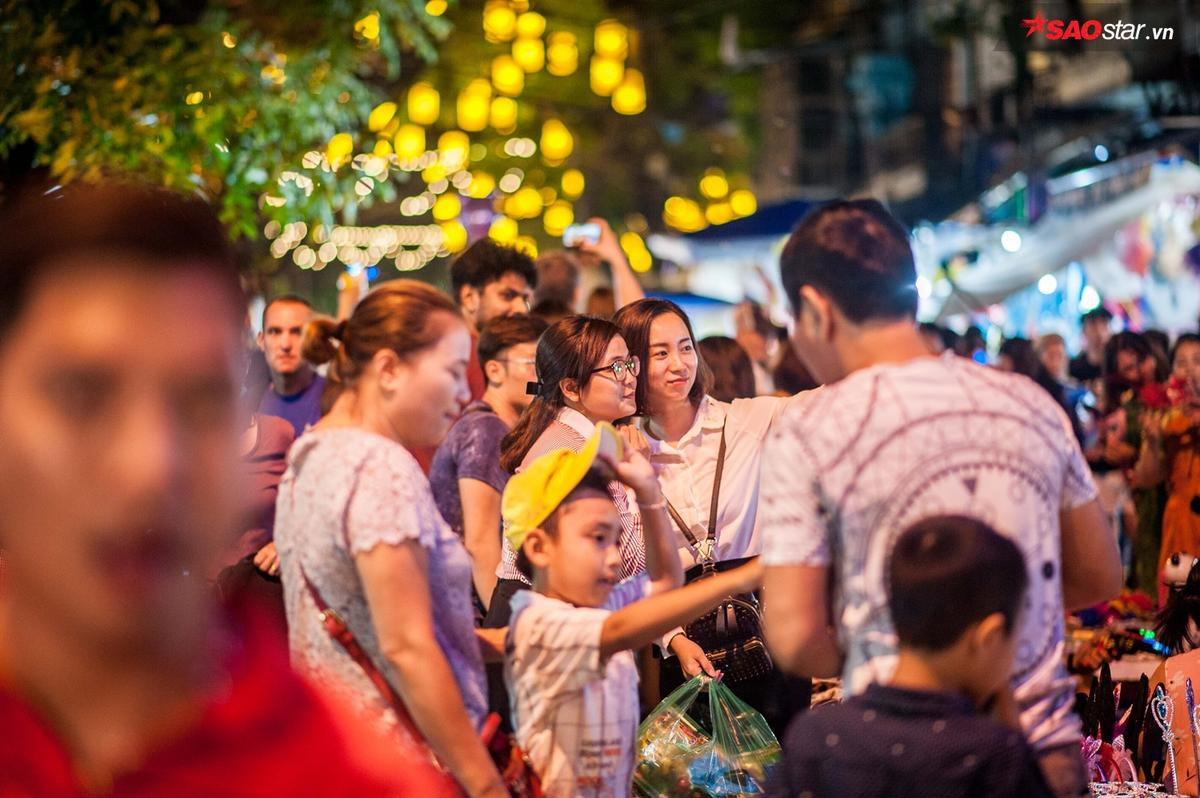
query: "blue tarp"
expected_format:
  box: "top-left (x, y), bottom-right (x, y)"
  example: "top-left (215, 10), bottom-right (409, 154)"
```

top-left (685, 198), bottom-right (814, 241)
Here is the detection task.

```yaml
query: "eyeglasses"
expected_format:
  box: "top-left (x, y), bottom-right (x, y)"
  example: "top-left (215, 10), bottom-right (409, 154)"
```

top-left (496, 357), bottom-right (537, 367)
top-left (590, 355), bottom-right (640, 381)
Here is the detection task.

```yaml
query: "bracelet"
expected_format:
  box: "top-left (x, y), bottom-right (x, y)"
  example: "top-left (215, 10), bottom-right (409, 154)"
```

top-left (637, 496), bottom-right (666, 511)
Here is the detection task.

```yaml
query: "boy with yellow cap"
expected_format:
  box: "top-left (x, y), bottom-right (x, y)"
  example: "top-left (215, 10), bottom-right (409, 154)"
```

top-left (502, 422), bottom-right (761, 798)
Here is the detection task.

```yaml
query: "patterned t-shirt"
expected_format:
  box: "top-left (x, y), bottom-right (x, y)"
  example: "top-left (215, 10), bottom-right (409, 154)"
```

top-left (275, 427), bottom-right (488, 738)
top-left (760, 353), bottom-right (1099, 752)
top-left (506, 576), bottom-right (648, 798)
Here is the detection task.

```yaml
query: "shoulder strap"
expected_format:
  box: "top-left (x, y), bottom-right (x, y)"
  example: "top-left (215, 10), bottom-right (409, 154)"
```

top-left (663, 420), bottom-right (728, 560)
top-left (707, 421), bottom-right (728, 545)
top-left (299, 565), bottom-right (427, 746)
top-left (664, 497), bottom-right (697, 547)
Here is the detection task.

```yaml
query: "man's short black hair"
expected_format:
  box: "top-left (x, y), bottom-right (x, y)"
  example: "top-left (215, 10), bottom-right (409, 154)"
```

top-left (779, 199), bottom-right (917, 323)
top-left (450, 239), bottom-right (537, 304)
top-left (0, 180), bottom-right (242, 343)
top-left (514, 466), bottom-right (612, 580)
top-left (261, 294), bottom-right (313, 330)
top-left (1081, 307), bottom-right (1114, 325)
top-left (477, 314), bottom-right (548, 371)
top-left (888, 515), bottom-right (1028, 651)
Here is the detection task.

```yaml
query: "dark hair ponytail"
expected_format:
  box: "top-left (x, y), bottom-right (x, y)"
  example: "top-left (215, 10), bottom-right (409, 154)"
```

top-left (500, 315), bottom-right (621, 472)
top-left (302, 280), bottom-right (461, 410)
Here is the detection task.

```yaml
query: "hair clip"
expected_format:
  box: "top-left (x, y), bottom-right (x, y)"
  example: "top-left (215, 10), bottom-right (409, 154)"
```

top-left (526, 381), bottom-right (543, 396)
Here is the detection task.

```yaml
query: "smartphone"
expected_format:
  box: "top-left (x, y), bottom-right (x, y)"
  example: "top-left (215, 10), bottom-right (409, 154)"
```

top-left (563, 223), bottom-right (600, 248)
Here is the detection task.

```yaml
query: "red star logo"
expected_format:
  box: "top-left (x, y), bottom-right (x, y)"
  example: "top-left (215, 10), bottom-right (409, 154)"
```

top-left (1022, 9), bottom-right (1047, 37)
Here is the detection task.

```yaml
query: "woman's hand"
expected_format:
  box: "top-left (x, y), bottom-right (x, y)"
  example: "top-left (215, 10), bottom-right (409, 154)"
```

top-left (606, 445), bottom-right (661, 505)
top-left (253, 541), bottom-right (280, 575)
top-left (619, 423), bottom-right (651, 459)
top-left (574, 217), bottom-right (623, 266)
top-left (669, 634), bottom-right (720, 678)
top-left (475, 627), bottom-right (507, 664)
top-left (1142, 409), bottom-right (1166, 446)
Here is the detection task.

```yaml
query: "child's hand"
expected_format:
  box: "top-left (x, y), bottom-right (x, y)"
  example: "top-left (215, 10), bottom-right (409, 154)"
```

top-left (670, 634), bottom-right (721, 678)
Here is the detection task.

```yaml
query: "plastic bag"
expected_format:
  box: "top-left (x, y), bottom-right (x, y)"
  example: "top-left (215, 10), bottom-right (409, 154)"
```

top-left (634, 675), bottom-right (781, 797)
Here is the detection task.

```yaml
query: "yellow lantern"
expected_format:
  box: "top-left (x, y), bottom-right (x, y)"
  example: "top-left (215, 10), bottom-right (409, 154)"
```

top-left (506, 186), bottom-right (543, 219)
top-left (621, 231), bottom-right (652, 272)
top-left (492, 55), bottom-right (525, 97)
top-left (355, 12), bottom-right (380, 41)
top-left (483, 1), bottom-right (517, 41)
top-left (663, 196), bottom-right (707, 233)
top-left (433, 193), bottom-right (462, 222)
top-left (407, 82), bottom-right (440, 125)
top-left (561, 168), bottom-right (585, 198)
top-left (422, 163), bottom-right (448, 185)
top-left (594, 19), bottom-right (628, 59)
top-left (438, 130), bottom-right (470, 170)
top-left (325, 133), bottom-right (354, 169)
top-left (467, 171), bottom-right (496, 199)
top-left (543, 200), bottom-right (574, 236)
top-left (547, 32), bottom-right (578, 76)
top-left (699, 168), bottom-right (729, 200)
top-left (393, 124), bottom-right (426, 159)
top-left (368, 101), bottom-right (397, 132)
top-left (440, 220), bottom-right (468, 252)
top-left (456, 79), bottom-right (491, 132)
top-left (611, 68), bottom-right (646, 115)
top-left (628, 247), bottom-right (652, 272)
top-left (490, 97), bottom-right (518, 133)
top-left (540, 119), bottom-right (573, 163)
top-left (705, 202), bottom-right (734, 225)
top-left (589, 56), bottom-right (624, 97)
top-left (515, 235), bottom-right (538, 258)
top-left (489, 214), bottom-right (518, 243)
top-left (730, 189), bottom-right (757, 217)
top-left (512, 37), bottom-right (545, 73)
top-left (516, 12), bottom-right (546, 38)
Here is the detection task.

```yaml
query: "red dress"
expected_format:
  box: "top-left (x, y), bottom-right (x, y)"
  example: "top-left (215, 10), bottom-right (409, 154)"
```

top-left (0, 609), bottom-right (456, 798)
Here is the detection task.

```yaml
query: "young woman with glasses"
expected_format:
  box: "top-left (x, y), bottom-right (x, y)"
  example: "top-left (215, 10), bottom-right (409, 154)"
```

top-left (485, 315), bottom-right (653, 629)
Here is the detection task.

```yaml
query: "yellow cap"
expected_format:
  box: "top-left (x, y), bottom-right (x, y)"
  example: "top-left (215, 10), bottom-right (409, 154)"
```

top-left (502, 422), bottom-right (623, 553)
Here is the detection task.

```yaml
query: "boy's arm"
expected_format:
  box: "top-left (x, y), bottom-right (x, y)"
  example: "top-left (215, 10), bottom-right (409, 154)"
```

top-left (599, 561), bottom-right (760, 660)
top-left (610, 446), bottom-right (683, 593)
top-left (637, 492), bottom-right (683, 594)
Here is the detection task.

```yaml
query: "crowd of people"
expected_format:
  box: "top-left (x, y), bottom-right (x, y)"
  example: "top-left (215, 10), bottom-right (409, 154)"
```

top-left (0, 180), bottom-right (1145, 798)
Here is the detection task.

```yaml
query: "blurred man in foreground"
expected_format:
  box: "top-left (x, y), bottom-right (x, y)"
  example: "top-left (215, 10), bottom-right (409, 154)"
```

top-left (0, 181), bottom-right (448, 796)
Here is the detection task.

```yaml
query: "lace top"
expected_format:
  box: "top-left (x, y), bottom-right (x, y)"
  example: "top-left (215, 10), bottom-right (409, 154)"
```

top-left (275, 427), bottom-right (487, 735)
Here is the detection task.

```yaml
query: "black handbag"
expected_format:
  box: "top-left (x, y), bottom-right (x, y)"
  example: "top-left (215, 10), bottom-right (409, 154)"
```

top-left (664, 422), bottom-right (773, 684)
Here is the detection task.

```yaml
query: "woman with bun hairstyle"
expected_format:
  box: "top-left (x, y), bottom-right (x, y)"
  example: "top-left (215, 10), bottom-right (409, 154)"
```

top-left (484, 315), bottom-right (653, 628)
top-left (275, 280), bottom-right (508, 798)
top-left (614, 297), bottom-right (810, 735)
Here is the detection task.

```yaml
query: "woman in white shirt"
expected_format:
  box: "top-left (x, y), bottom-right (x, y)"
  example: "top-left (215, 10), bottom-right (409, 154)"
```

top-left (484, 315), bottom-right (645, 629)
top-left (614, 298), bottom-right (810, 734)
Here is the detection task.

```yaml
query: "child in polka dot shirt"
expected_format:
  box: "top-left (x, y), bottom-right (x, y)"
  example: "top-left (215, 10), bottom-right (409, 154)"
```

top-left (771, 516), bottom-right (1055, 798)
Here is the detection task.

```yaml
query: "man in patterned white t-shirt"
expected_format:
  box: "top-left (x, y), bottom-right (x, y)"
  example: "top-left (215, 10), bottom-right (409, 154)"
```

top-left (759, 199), bottom-right (1122, 798)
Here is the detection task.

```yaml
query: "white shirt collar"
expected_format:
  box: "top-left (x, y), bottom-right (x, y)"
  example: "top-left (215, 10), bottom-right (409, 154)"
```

top-left (648, 394), bottom-right (727, 451)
